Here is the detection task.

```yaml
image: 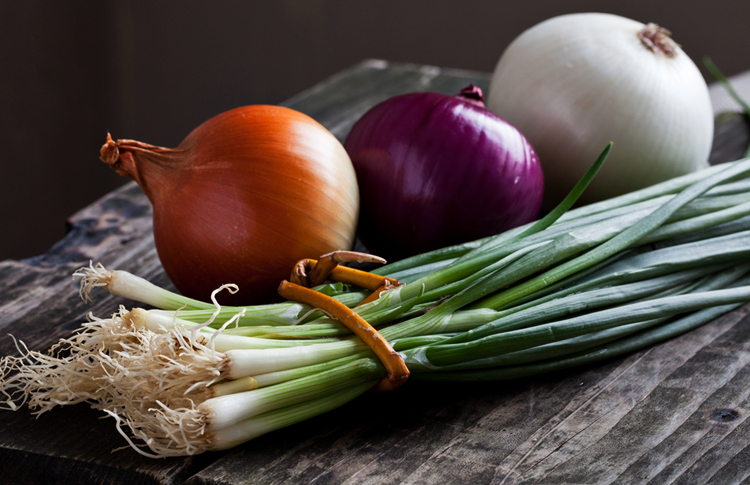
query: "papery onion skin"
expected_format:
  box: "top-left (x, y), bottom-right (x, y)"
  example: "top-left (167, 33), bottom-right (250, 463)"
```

top-left (488, 13), bottom-right (714, 207)
top-left (101, 106), bottom-right (359, 304)
top-left (344, 85), bottom-right (543, 261)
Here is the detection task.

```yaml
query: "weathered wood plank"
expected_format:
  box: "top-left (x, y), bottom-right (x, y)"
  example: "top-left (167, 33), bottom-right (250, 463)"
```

top-left (507, 307), bottom-right (750, 484)
top-left (1, 60), bottom-right (749, 485)
top-left (0, 183), bottom-right (201, 484)
top-left (709, 112), bottom-right (750, 165)
top-left (0, 60), bottom-right (492, 484)
top-left (282, 59), bottom-right (491, 141)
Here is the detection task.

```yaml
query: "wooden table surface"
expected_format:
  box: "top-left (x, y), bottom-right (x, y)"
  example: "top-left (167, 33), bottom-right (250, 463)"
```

top-left (1, 60), bottom-right (750, 485)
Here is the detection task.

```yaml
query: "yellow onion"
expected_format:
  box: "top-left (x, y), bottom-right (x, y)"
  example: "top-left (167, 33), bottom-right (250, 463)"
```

top-left (100, 105), bottom-right (359, 304)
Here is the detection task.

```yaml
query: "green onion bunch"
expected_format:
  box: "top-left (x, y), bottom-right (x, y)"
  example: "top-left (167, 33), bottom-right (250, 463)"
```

top-left (4, 148), bottom-right (750, 457)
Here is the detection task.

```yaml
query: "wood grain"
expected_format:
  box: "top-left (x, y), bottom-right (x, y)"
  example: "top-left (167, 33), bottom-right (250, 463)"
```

top-left (1, 60), bottom-right (750, 484)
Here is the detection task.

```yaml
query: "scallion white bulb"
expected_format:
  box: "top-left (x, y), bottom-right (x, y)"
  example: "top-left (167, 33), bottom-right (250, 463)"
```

top-left (488, 13), bottom-right (714, 205)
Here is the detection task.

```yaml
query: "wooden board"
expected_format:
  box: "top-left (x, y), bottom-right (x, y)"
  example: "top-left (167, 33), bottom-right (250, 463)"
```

top-left (1, 60), bottom-right (749, 484)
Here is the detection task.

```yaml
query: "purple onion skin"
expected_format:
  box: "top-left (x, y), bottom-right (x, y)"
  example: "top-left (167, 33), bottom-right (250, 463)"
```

top-left (344, 85), bottom-right (544, 261)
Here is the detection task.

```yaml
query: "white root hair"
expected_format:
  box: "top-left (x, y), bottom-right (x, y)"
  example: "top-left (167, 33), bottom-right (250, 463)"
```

top-left (292, 307), bottom-right (335, 325)
top-left (189, 283), bottom-right (240, 346)
top-left (0, 308), bottom-right (231, 456)
top-left (72, 261), bottom-right (113, 303)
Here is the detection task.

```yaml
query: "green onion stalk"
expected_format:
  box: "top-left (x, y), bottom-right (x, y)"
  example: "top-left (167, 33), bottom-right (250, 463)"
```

top-left (704, 57), bottom-right (750, 158)
top-left (5, 148), bottom-right (750, 457)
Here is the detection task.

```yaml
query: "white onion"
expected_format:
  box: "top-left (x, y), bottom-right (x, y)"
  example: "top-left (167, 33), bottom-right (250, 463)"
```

top-left (487, 13), bottom-right (714, 205)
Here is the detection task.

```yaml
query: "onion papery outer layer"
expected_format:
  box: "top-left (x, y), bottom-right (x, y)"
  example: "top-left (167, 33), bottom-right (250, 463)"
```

top-left (344, 87), bottom-right (543, 261)
top-left (487, 13), bottom-right (714, 207)
top-left (102, 106), bottom-right (359, 304)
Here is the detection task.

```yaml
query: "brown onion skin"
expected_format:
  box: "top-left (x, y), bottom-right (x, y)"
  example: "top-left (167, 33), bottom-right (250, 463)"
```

top-left (101, 106), bottom-right (359, 304)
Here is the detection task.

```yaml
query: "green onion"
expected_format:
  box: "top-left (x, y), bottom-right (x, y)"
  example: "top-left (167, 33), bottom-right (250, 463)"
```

top-left (7, 150), bottom-right (750, 457)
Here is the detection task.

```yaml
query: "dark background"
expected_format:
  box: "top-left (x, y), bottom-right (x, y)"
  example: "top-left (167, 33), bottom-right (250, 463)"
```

top-left (2, 0), bottom-right (748, 261)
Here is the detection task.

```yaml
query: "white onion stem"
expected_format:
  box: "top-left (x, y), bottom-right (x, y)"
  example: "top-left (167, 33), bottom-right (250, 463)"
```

top-left (202, 357), bottom-right (382, 432)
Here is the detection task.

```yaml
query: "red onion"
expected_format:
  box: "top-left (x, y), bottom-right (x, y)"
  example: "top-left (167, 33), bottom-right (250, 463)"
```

top-left (344, 85), bottom-right (543, 260)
